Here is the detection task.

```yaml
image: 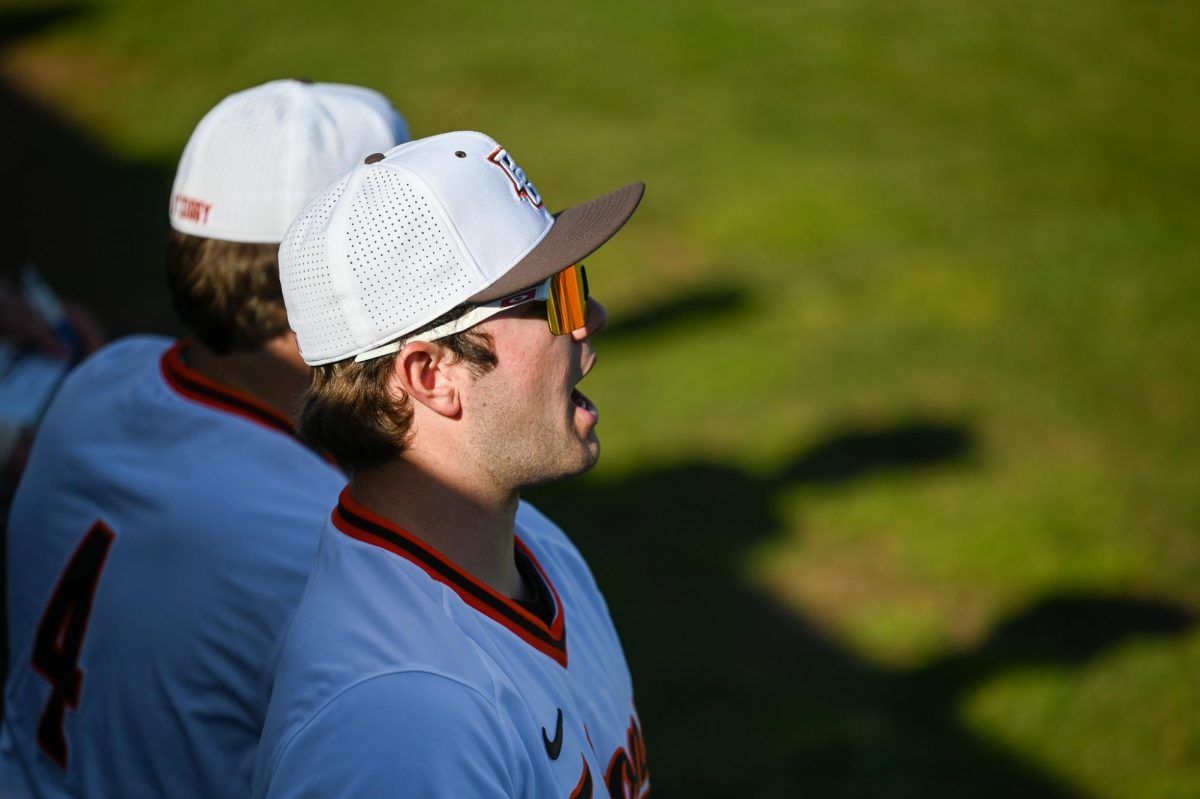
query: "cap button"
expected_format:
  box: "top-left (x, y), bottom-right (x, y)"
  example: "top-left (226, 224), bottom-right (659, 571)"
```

top-left (364, 153), bottom-right (385, 165)
top-left (293, 76), bottom-right (314, 85)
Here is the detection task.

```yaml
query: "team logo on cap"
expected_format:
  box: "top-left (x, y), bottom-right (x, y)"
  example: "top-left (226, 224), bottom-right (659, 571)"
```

top-left (487, 146), bottom-right (544, 209)
top-left (172, 194), bottom-right (212, 225)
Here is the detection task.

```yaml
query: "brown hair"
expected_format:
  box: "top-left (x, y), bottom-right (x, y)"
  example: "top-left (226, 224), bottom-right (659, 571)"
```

top-left (165, 230), bottom-right (288, 353)
top-left (300, 307), bottom-right (498, 470)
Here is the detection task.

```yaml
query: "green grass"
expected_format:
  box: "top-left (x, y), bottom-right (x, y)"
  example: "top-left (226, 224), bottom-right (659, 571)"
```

top-left (3, 0), bottom-right (1198, 794)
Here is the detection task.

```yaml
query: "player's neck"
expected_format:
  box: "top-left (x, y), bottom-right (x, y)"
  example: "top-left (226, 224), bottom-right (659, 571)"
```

top-left (350, 460), bottom-right (527, 600)
top-left (185, 336), bottom-right (311, 426)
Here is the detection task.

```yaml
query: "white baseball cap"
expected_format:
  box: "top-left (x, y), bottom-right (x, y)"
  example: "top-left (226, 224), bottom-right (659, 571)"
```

top-left (280, 131), bottom-right (644, 366)
top-left (169, 79), bottom-right (409, 243)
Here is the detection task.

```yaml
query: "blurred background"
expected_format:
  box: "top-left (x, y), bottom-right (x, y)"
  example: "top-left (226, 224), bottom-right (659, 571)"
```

top-left (1, 0), bottom-right (1197, 795)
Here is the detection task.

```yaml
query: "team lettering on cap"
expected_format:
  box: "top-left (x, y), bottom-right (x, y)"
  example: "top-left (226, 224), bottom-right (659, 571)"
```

top-left (173, 194), bottom-right (212, 225)
top-left (487, 147), bottom-right (543, 209)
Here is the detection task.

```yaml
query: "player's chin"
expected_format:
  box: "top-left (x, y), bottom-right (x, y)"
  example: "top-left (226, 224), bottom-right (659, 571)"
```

top-left (520, 440), bottom-right (599, 490)
top-left (566, 434), bottom-right (601, 477)
top-left (581, 434), bottom-right (601, 470)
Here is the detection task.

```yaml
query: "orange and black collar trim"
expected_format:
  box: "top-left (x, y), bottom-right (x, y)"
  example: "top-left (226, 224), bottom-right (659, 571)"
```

top-left (160, 341), bottom-right (295, 438)
top-left (332, 488), bottom-right (569, 667)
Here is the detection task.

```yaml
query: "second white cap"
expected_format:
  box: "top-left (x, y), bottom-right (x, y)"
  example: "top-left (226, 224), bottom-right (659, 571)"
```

top-left (169, 79), bottom-right (409, 243)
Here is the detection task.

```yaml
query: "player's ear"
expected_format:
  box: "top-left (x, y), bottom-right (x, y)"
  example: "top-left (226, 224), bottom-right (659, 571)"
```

top-left (389, 341), bottom-right (462, 419)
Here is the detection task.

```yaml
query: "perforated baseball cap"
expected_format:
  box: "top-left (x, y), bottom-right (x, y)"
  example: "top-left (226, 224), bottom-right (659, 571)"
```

top-left (169, 79), bottom-right (409, 243)
top-left (280, 131), bottom-right (644, 365)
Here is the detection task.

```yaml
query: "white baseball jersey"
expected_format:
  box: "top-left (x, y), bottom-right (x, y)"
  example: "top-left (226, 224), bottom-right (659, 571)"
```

top-left (252, 489), bottom-right (650, 798)
top-left (1, 336), bottom-right (345, 798)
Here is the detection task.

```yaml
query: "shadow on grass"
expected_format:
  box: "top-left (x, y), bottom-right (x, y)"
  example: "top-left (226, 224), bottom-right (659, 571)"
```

top-left (529, 423), bottom-right (1196, 798)
top-left (910, 594), bottom-right (1195, 701)
top-left (602, 283), bottom-right (750, 344)
top-left (0, 3), bottom-right (90, 42)
top-left (0, 2), bottom-right (177, 338)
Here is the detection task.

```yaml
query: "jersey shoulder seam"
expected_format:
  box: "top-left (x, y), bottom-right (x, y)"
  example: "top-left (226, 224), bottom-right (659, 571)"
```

top-left (266, 667), bottom-right (504, 781)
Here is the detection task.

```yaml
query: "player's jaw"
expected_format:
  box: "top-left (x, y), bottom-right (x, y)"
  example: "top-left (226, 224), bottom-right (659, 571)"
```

top-left (541, 334), bottom-right (602, 476)
top-left (566, 296), bottom-right (607, 439)
top-left (466, 299), bottom-right (607, 491)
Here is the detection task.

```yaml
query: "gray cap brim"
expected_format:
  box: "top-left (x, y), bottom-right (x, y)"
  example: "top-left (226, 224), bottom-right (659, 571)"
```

top-left (469, 181), bottom-right (645, 302)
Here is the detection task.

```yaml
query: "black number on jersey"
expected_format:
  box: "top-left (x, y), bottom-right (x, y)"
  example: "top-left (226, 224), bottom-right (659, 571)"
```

top-left (31, 520), bottom-right (115, 768)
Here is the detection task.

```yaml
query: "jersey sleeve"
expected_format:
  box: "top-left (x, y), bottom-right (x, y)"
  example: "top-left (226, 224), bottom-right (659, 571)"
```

top-left (259, 671), bottom-right (519, 798)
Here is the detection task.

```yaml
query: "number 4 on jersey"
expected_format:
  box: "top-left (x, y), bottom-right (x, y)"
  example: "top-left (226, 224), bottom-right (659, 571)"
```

top-left (31, 520), bottom-right (115, 768)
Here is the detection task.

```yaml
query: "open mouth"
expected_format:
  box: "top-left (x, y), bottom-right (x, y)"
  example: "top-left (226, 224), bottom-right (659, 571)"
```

top-left (571, 387), bottom-right (598, 420)
top-left (571, 354), bottom-right (599, 423)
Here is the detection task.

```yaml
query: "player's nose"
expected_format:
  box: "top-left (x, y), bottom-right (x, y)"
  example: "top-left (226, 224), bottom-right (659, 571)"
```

top-left (571, 298), bottom-right (608, 341)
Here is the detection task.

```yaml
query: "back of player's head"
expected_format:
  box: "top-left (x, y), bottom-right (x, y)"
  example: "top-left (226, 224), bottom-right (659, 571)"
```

top-left (166, 79), bottom-right (408, 353)
top-left (297, 303), bottom-right (498, 471)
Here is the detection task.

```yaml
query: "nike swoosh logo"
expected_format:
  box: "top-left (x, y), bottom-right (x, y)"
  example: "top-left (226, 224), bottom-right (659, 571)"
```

top-left (542, 707), bottom-right (564, 760)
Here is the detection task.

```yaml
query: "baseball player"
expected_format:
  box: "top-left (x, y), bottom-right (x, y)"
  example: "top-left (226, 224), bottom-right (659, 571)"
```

top-left (251, 132), bottom-right (649, 798)
top-left (1, 80), bottom-right (407, 798)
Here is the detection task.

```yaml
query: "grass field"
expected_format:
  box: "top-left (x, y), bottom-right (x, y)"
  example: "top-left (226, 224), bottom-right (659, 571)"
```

top-left (2, 0), bottom-right (1198, 795)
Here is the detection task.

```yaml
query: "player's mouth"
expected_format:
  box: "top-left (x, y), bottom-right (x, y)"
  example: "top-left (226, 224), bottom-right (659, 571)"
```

top-left (571, 357), bottom-right (599, 425)
top-left (571, 387), bottom-right (598, 423)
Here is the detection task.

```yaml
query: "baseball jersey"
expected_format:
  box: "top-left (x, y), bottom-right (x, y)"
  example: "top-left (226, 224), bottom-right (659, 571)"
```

top-left (1, 336), bottom-right (345, 798)
top-left (252, 489), bottom-right (650, 798)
